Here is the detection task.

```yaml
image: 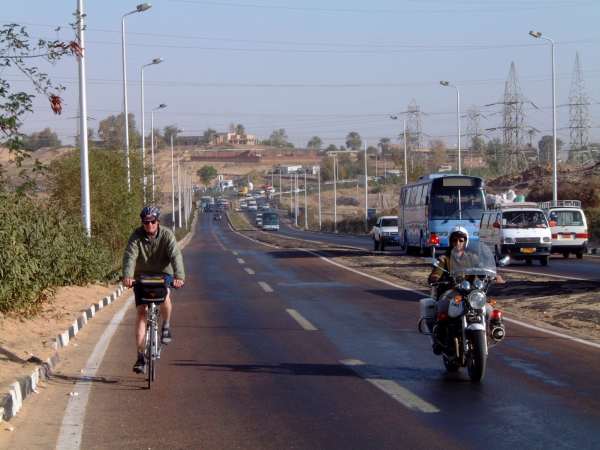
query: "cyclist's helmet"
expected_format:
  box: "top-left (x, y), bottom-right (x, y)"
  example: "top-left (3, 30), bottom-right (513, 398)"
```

top-left (449, 225), bottom-right (469, 247)
top-left (140, 205), bottom-right (160, 221)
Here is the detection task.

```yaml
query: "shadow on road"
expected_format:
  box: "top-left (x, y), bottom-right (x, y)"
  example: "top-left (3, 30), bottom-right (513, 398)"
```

top-left (170, 362), bottom-right (359, 377)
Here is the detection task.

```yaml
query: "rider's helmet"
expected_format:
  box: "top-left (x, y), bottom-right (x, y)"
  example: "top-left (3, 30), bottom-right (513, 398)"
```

top-left (140, 205), bottom-right (161, 221)
top-left (449, 225), bottom-right (469, 247)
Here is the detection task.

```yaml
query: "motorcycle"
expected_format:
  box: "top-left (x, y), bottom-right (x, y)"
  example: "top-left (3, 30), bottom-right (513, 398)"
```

top-left (418, 242), bottom-right (509, 382)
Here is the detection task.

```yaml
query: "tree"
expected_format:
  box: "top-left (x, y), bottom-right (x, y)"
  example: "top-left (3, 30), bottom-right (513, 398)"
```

top-left (378, 137), bottom-right (391, 154)
top-left (23, 128), bottom-right (61, 150)
top-left (307, 136), bottom-right (322, 150)
top-left (325, 144), bottom-right (337, 153)
top-left (97, 113), bottom-right (140, 150)
top-left (538, 135), bottom-right (564, 163)
top-left (163, 125), bottom-right (180, 144)
top-left (429, 139), bottom-right (446, 172)
top-left (268, 129), bottom-right (289, 148)
top-left (198, 165), bottom-right (218, 185)
top-left (0, 24), bottom-right (81, 171)
top-left (345, 131), bottom-right (362, 151)
top-left (235, 123), bottom-right (245, 135)
top-left (202, 128), bottom-right (217, 144)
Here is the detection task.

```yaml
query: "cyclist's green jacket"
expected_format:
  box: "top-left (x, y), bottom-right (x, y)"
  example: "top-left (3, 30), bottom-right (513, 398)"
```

top-left (122, 225), bottom-right (185, 280)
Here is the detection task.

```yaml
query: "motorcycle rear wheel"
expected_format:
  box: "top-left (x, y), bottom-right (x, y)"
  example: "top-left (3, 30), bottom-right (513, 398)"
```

top-left (467, 330), bottom-right (487, 382)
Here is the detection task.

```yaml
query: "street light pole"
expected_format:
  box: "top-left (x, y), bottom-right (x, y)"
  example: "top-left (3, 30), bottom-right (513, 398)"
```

top-left (333, 154), bottom-right (337, 233)
top-left (76, 0), bottom-right (91, 237)
top-left (440, 80), bottom-right (461, 174)
top-left (170, 135), bottom-right (176, 228)
top-left (529, 30), bottom-right (558, 205)
top-left (364, 142), bottom-right (368, 222)
top-left (150, 103), bottom-right (166, 202)
top-left (318, 166), bottom-right (321, 230)
top-left (403, 119), bottom-right (408, 184)
top-left (304, 169), bottom-right (308, 229)
top-left (140, 57), bottom-right (163, 204)
top-left (122, 3), bottom-right (151, 193)
top-left (177, 159), bottom-right (182, 228)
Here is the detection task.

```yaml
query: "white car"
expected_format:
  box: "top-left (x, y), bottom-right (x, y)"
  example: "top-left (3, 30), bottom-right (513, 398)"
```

top-left (371, 216), bottom-right (399, 251)
top-left (540, 200), bottom-right (588, 259)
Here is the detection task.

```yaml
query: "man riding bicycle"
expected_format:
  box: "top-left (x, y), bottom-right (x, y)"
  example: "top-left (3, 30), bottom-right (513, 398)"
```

top-left (122, 206), bottom-right (185, 374)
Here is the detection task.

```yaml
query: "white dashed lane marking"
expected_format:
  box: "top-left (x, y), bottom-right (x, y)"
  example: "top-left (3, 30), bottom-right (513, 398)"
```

top-left (286, 309), bottom-right (318, 331)
top-left (244, 267), bottom-right (255, 275)
top-left (258, 281), bottom-right (274, 293)
top-left (236, 258), bottom-right (246, 264)
top-left (340, 359), bottom-right (440, 414)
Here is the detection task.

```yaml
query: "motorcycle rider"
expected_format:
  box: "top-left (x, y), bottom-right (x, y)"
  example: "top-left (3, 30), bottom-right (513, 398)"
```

top-left (428, 226), bottom-right (504, 352)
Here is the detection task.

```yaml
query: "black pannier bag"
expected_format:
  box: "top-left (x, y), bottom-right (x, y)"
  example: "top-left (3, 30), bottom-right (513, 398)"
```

top-left (135, 275), bottom-right (168, 303)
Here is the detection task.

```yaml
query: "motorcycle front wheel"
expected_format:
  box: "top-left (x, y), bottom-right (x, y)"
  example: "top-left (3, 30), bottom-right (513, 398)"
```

top-left (467, 330), bottom-right (487, 382)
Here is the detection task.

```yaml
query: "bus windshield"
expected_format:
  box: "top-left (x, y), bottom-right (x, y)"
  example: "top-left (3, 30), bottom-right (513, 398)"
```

top-left (430, 188), bottom-right (484, 221)
top-left (262, 213), bottom-right (279, 225)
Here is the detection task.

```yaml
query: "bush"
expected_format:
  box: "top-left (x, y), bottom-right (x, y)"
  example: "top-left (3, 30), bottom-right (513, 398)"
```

top-left (0, 192), bottom-right (115, 314)
top-left (338, 196), bottom-right (359, 206)
top-left (320, 217), bottom-right (367, 234)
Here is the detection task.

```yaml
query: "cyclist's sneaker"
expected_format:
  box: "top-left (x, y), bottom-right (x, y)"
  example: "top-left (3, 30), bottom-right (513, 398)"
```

top-left (133, 353), bottom-right (145, 374)
top-left (161, 326), bottom-right (172, 344)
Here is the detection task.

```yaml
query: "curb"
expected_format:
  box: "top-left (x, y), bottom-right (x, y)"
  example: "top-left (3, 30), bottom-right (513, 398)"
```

top-left (0, 284), bottom-right (126, 422)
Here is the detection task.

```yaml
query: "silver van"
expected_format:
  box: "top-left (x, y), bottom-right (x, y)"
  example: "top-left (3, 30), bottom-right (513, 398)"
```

top-left (539, 200), bottom-right (588, 259)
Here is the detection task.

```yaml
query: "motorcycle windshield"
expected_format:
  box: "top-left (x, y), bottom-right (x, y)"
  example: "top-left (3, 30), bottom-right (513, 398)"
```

top-left (449, 242), bottom-right (497, 278)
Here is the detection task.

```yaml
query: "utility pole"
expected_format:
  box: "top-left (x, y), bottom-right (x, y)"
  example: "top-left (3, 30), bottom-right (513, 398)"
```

top-left (177, 159), bottom-right (182, 228)
top-left (333, 154), bottom-right (337, 233)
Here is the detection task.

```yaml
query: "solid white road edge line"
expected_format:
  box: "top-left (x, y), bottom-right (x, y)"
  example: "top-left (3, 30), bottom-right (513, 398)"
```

top-left (56, 296), bottom-right (133, 450)
top-left (503, 317), bottom-right (600, 349)
top-left (286, 309), bottom-right (318, 331)
top-left (244, 267), bottom-right (256, 275)
top-left (258, 281), bottom-right (274, 293)
top-left (500, 267), bottom-right (592, 282)
top-left (340, 359), bottom-right (439, 414)
top-left (227, 226), bottom-right (600, 350)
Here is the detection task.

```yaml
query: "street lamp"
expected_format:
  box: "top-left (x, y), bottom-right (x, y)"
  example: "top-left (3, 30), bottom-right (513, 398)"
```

top-left (122, 3), bottom-right (152, 193)
top-left (440, 80), bottom-right (462, 174)
top-left (140, 57), bottom-right (163, 204)
top-left (529, 30), bottom-right (558, 206)
top-left (150, 103), bottom-right (167, 202)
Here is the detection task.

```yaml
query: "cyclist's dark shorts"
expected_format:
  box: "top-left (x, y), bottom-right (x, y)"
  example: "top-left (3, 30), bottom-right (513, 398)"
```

top-left (134, 274), bottom-right (173, 307)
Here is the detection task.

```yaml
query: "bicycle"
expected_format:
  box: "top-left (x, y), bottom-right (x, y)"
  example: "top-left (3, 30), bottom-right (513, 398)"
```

top-left (135, 275), bottom-right (170, 389)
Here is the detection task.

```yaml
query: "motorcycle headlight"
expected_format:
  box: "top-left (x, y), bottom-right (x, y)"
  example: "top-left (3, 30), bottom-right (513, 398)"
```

top-left (473, 278), bottom-right (484, 290)
top-left (467, 290), bottom-right (487, 309)
top-left (459, 280), bottom-right (471, 291)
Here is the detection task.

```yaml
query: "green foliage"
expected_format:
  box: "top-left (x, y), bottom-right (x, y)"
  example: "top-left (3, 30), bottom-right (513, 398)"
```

top-left (163, 125), bottom-right (180, 144)
top-left (538, 135), bottom-right (563, 163)
top-left (198, 165), bottom-right (218, 185)
top-left (307, 136), bottom-right (322, 150)
top-left (97, 112), bottom-right (140, 150)
top-left (345, 131), bottom-right (362, 151)
top-left (0, 191), bottom-right (115, 313)
top-left (49, 148), bottom-right (144, 268)
top-left (23, 127), bottom-right (61, 150)
top-left (265, 128), bottom-right (293, 148)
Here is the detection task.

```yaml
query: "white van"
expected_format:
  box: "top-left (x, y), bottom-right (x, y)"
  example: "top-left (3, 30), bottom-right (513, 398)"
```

top-left (479, 203), bottom-right (552, 266)
top-left (539, 200), bottom-right (588, 259)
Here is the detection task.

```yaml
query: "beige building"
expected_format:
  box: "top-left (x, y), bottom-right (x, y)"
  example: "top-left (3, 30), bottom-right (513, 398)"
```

top-left (211, 132), bottom-right (257, 146)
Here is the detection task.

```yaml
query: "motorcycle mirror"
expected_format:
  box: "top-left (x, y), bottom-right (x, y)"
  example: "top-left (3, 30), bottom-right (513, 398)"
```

top-left (497, 255), bottom-right (510, 267)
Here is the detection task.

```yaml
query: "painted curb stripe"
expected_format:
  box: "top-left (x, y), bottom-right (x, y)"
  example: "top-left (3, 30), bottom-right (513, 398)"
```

top-left (0, 285), bottom-right (124, 422)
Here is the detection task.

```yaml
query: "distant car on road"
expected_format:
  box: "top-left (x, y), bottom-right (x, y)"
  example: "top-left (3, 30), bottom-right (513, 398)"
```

top-left (371, 216), bottom-right (399, 251)
top-left (539, 200), bottom-right (588, 259)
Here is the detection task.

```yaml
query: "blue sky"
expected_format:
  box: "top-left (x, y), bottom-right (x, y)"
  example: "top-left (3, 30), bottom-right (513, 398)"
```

top-left (5, 0), bottom-right (600, 149)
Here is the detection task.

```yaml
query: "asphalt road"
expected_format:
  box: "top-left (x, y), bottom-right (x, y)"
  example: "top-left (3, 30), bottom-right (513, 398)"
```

top-left (272, 212), bottom-right (600, 281)
top-left (6, 212), bottom-right (599, 449)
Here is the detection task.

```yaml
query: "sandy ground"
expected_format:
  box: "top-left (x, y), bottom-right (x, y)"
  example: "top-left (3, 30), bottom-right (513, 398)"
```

top-left (228, 211), bottom-right (600, 342)
top-left (0, 283), bottom-right (118, 397)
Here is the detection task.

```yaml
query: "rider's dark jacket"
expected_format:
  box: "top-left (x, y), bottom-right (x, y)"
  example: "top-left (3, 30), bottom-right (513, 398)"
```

top-left (122, 225), bottom-right (185, 280)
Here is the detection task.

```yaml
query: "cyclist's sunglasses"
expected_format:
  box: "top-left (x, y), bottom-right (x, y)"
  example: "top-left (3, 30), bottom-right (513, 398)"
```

top-left (142, 219), bottom-right (157, 225)
top-left (451, 237), bottom-right (466, 243)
